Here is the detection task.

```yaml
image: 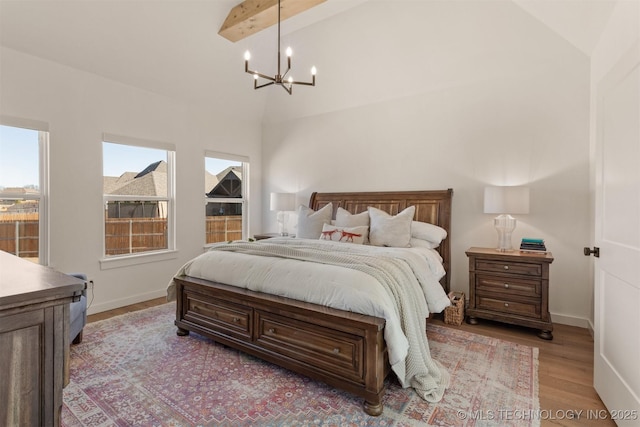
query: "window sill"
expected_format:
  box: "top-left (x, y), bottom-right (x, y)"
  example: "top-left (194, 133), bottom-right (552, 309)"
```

top-left (99, 250), bottom-right (179, 270)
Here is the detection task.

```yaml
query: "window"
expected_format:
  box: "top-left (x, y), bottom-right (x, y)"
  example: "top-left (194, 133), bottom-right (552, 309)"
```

top-left (103, 134), bottom-right (175, 258)
top-left (0, 120), bottom-right (49, 265)
top-left (205, 152), bottom-right (249, 244)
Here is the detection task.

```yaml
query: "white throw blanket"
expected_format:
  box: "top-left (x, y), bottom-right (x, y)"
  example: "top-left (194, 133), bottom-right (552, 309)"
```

top-left (168, 238), bottom-right (450, 402)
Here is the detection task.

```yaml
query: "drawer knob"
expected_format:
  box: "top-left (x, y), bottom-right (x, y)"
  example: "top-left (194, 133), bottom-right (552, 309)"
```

top-left (504, 303), bottom-right (509, 307)
top-left (232, 317), bottom-right (240, 323)
top-left (333, 348), bottom-right (340, 354)
top-left (504, 283), bottom-right (509, 289)
top-left (503, 265), bottom-right (509, 270)
top-left (268, 328), bottom-right (276, 334)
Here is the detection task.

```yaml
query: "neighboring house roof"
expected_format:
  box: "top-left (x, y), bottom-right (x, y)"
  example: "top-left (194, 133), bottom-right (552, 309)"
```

top-left (0, 187), bottom-right (39, 195)
top-left (112, 171), bottom-right (167, 197)
top-left (104, 162), bottom-right (241, 198)
top-left (206, 166), bottom-right (242, 198)
top-left (205, 171), bottom-right (218, 195)
top-left (104, 161), bottom-right (167, 197)
top-left (6, 199), bottom-right (38, 212)
top-left (135, 160), bottom-right (167, 178)
top-left (103, 172), bottom-right (138, 194)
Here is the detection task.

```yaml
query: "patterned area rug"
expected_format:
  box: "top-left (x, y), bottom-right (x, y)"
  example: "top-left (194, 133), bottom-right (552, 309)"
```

top-left (62, 303), bottom-right (539, 426)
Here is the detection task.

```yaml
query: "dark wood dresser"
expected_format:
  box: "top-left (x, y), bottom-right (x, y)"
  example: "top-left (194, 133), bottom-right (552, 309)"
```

top-left (466, 247), bottom-right (554, 339)
top-left (0, 251), bottom-right (85, 426)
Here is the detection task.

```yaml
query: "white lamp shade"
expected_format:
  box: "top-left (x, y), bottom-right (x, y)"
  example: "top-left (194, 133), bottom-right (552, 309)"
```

top-left (270, 192), bottom-right (296, 211)
top-left (484, 186), bottom-right (530, 214)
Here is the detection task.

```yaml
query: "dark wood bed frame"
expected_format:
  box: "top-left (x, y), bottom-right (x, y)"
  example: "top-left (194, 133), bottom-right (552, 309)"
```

top-left (173, 189), bottom-right (453, 416)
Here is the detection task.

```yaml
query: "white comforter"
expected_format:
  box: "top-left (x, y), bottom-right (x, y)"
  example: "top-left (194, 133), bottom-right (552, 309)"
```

top-left (167, 237), bottom-right (451, 401)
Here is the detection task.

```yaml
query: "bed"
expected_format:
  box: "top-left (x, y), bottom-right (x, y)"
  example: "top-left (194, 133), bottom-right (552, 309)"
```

top-left (169, 189), bottom-right (453, 416)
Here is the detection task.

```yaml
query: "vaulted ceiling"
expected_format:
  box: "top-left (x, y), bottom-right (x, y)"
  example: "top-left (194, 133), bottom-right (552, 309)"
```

top-left (0, 0), bottom-right (617, 105)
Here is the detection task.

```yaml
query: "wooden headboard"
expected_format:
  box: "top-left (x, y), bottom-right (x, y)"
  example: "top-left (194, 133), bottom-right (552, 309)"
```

top-left (309, 189), bottom-right (453, 292)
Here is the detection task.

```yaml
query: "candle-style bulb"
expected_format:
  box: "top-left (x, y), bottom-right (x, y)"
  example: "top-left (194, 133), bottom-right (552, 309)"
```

top-left (286, 47), bottom-right (292, 57)
top-left (311, 66), bottom-right (317, 76)
top-left (244, 51), bottom-right (251, 61)
top-left (253, 73), bottom-right (259, 80)
top-left (288, 76), bottom-right (293, 83)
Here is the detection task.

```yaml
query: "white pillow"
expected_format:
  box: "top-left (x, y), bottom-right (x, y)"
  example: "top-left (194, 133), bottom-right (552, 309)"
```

top-left (319, 224), bottom-right (368, 245)
top-left (335, 207), bottom-right (370, 227)
top-left (296, 203), bottom-right (333, 239)
top-left (410, 237), bottom-right (439, 249)
top-left (411, 221), bottom-right (447, 245)
top-left (368, 206), bottom-right (415, 247)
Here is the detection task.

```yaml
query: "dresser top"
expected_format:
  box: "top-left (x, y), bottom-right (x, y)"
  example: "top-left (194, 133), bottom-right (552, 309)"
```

top-left (466, 247), bottom-right (554, 262)
top-left (0, 250), bottom-right (85, 307)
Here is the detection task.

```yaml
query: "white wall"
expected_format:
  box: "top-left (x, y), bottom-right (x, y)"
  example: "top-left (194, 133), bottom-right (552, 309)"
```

top-left (588, 1), bottom-right (640, 327)
top-left (0, 47), bottom-right (263, 314)
top-left (262, 1), bottom-right (593, 326)
top-left (0, 0), bottom-right (612, 326)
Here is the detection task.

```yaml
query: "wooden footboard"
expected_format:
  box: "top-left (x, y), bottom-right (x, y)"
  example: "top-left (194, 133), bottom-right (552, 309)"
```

top-left (174, 276), bottom-right (391, 416)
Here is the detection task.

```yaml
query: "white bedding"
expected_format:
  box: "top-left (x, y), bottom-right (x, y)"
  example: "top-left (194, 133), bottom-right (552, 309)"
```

top-left (167, 237), bottom-right (451, 401)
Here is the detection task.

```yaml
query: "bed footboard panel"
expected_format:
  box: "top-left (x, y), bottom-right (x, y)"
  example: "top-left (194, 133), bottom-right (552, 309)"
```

top-left (174, 276), bottom-right (390, 416)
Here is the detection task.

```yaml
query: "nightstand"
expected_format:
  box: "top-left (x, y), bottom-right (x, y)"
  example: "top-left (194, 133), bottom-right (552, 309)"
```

top-left (466, 247), bottom-right (554, 340)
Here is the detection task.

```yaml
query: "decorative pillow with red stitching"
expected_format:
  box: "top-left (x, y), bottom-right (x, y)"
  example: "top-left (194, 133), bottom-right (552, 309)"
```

top-left (319, 224), bottom-right (369, 245)
top-left (335, 207), bottom-right (370, 244)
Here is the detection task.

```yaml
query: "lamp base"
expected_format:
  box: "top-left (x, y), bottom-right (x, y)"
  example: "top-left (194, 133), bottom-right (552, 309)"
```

top-left (494, 214), bottom-right (516, 252)
top-left (277, 211), bottom-right (289, 237)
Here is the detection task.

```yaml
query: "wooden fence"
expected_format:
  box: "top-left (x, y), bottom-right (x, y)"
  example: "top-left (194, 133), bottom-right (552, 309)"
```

top-left (206, 216), bottom-right (242, 243)
top-left (0, 219), bottom-right (39, 258)
top-left (104, 218), bottom-right (168, 256)
top-left (0, 215), bottom-right (243, 258)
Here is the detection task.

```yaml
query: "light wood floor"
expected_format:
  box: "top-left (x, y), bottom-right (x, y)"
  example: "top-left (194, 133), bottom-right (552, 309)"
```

top-left (89, 298), bottom-right (614, 427)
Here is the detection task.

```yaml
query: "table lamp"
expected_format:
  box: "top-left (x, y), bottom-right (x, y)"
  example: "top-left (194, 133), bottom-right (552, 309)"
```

top-left (270, 192), bottom-right (296, 236)
top-left (484, 186), bottom-right (530, 252)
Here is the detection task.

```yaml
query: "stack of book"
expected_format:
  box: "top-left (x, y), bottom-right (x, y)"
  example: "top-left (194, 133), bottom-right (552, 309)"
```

top-left (520, 238), bottom-right (548, 253)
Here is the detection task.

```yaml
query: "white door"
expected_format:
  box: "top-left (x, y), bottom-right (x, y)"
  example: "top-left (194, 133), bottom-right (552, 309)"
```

top-left (593, 43), bottom-right (640, 426)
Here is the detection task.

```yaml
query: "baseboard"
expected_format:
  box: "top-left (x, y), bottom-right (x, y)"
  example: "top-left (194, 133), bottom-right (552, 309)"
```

top-left (87, 289), bottom-right (167, 315)
top-left (586, 319), bottom-right (595, 338)
top-left (550, 312), bottom-right (591, 329)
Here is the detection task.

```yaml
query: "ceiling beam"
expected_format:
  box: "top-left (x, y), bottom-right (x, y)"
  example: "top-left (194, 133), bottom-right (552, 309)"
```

top-left (219, 0), bottom-right (327, 42)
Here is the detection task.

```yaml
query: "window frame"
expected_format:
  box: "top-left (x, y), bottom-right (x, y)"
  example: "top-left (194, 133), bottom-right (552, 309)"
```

top-left (204, 150), bottom-right (250, 246)
top-left (100, 133), bottom-right (177, 268)
top-left (0, 116), bottom-right (49, 265)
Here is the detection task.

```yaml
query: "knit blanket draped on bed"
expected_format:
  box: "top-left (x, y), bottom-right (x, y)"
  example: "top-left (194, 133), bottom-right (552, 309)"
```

top-left (169, 239), bottom-right (450, 402)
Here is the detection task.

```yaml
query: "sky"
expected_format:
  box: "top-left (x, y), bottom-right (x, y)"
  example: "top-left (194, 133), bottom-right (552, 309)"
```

top-left (0, 125), bottom-right (39, 188)
top-left (103, 142), bottom-right (167, 177)
top-left (0, 124), bottom-right (241, 189)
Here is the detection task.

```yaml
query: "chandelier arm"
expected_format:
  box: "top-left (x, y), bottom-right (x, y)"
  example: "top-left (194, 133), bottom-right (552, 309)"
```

top-left (246, 69), bottom-right (276, 81)
top-left (279, 83), bottom-right (292, 95)
top-left (255, 81), bottom-right (276, 89)
top-left (289, 79), bottom-right (315, 86)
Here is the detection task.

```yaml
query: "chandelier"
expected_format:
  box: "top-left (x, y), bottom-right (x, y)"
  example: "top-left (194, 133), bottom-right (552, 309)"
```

top-left (243, 0), bottom-right (316, 95)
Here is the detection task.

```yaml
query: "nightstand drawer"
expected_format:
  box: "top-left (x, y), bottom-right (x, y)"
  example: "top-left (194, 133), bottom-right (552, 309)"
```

top-left (476, 275), bottom-right (541, 297)
top-left (476, 260), bottom-right (541, 277)
top-left (477, 296), bottom-right (540, 318)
